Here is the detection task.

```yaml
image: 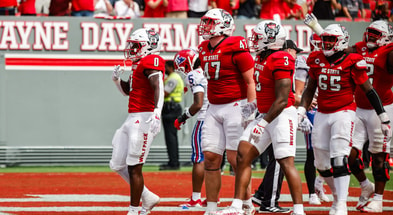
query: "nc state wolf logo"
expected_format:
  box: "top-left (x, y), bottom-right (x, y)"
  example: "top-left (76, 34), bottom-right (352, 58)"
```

top-left (265, 22), bottom-right (280, 43)
top-left (146, 29), bottom-right (159, 50)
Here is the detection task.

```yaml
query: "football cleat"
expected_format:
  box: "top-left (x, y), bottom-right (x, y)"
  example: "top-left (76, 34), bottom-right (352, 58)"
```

top-left (356, 182), bottom-right (375, 210)
top-left (360, 200), bottom-right (383, 212)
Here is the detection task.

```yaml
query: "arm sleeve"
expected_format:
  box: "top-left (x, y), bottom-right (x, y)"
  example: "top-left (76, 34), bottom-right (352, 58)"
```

top-left (366, 88), bottom-right (385, 115)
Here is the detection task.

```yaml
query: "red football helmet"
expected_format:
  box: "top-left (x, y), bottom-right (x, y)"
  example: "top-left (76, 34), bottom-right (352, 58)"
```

top-left (310, 33), bottom-right (322, 51)
top-left (173, 48), bottom-right (199, 75)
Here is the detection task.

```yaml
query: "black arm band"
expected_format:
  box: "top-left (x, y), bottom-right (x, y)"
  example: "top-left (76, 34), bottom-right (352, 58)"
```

top-left (177, 113), bottom-right (189, 123)
top-left (366, 88), bottom-right (385, 115)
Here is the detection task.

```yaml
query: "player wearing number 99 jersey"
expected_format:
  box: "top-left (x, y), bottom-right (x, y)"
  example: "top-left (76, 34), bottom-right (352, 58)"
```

top-left (197, 8), bottom-right (256, 214)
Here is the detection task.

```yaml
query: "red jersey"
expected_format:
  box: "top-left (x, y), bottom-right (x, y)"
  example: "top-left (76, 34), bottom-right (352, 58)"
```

top-left (71, 0), bottom-right (94, 12)
top-left (128, 54), bottom-right (165, 113)
top-left (143, 0), bottom-right (166, 17)
top-left (254, 51), bottom-right (295, 113)
top-left (260, 0), bottom-right (287, 19)
top-left (307, 51), bottom-right (369, 113)
top-left (198, 36), bottom-right (254, 104)
top-left (354, 43), bottom-right (393, 109)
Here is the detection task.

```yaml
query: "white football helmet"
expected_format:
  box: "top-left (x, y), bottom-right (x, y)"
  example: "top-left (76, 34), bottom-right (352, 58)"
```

top-left (320, 24), bottom-right (350, 57)
top-left (198, 8), bottom-right (234, 40)
top-left (364, 20), bottom-right (393, 48)
top-left (310, 33), bottom-right (322, 51)
top-left (248, 20), bottom-right (286, 54)
top-left (124, 28), bottom-right (162, 62)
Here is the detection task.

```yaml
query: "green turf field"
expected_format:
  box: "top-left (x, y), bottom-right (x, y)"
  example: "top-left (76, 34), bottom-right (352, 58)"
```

top-left (1, 164), bottom-right (391, 191)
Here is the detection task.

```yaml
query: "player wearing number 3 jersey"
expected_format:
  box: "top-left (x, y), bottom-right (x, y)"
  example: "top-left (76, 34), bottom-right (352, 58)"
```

top-left (197, 8), bottom-right (256, 215)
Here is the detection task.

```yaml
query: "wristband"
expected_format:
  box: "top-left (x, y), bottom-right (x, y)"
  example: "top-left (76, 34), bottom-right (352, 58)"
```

top-left (379, 112), bottom-right (390, 124)
top-left (257, 118), bottom-right (269, 127)
top-left (297, 106), bottom-right (307, 116)
top-left (185, 107), bottom-right (193, 118)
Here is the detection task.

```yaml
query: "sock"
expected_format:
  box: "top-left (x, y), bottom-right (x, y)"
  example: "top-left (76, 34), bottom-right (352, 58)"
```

top-left (128, 205), bottom-right (138, 212)
top-left (293, 204), bottom-right (304, 214)
top-left (243, 198), bottom-right (253, 207)
top-left (141, 186), bottom-right (149, 198)
top-left (324, 176), bottom-right (336, 195)
top-left (360, 179), bottom-right (370, 188)
top-left (231, 198), bottom-right (243, 209)
top-left (206, 202), bottom-right (217, 212)
top-left (192, 192), bottom-right (201, 201)
top-left (334, 175), bottom-right (350, 202)
top-left (374, 193), bottom-right (383, 201)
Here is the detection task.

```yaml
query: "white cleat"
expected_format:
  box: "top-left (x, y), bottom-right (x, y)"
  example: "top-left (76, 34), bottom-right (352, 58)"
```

top-left (243, 204), bottom-right (256, 215)
top-left (356, 182), bottom-right (375, 210)
top-left (335, 201), bottom-right (348, 215)
top-left (314, 176), bottom-right (330, 202)
top-left (329, 194), bottom-right (338, 215)
top-left (309, 193), bottom-right (321, 205)
top-left (127, 207), bottom-right (138, 215)
top-left (209, 206), bottom-right (245, 215)
top-left (140, 191), bottom-right (160, 215)
top-left (361, 200), bottom-right (383, 213)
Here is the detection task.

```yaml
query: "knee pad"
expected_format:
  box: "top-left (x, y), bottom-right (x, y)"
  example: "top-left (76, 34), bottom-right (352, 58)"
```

top-left (317, 169), bottom-right (333, 177)
top-left (331, 156), bottom-right (351, 178)
top-left (349, 149), bottom-right (365, 175)
top-left (373, 161), bottom-right (391, 182)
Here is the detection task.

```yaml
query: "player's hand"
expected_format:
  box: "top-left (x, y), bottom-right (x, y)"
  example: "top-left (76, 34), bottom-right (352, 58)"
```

top-left (112, 65), bottom-right (124, 81)
top-left (297, 106), bottom-right (308, 126)
top-left (146, 108), bottom-right (161, 136)
top-left (250, 118), bottom-right (268, 143)
top-left (379, 112), bottom-right (392, 142)
top-left (241, 100), bottom-right (257, 120)
top-left (298, 117), bottom-right (313, 133)
top-left (174, 119), bottom-right (184, 130)
top-left (304, 13), bottom-right (324, 36)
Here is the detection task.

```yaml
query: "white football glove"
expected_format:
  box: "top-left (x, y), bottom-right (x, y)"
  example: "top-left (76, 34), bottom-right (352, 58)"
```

top-left (146, 108), bottom-right (161, 136)
top-left (297, 106), bottom-right (308, 125)
top-left (112, 65), bottom-right (124, 81)
top-left (379, 112), bottom-right (392, 142)
top-left (304, 13), bottom-right (324, 36)
top-left (241, 100), bottom-right (257, 120)
top-left (250, 118), bottom-right (268, 143)
top-left (298, 117), bottom-right (313, 133)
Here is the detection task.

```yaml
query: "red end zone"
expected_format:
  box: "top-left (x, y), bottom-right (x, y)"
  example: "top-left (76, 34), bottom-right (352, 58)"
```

top-left (0, 172), bottom-right (392, 214)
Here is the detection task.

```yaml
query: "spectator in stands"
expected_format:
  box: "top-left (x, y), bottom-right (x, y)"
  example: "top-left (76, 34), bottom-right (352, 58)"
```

top-left (341, 0), bottom-right (365, 20)
top-left (143, 0), bottom-right (167, 17)
top-left (312, 0), bottom-right (341, 20)
top-left (71, 0), bottom-right (95, 16)
top-left (49, 0), bottom-right (71, 16)
top-left (188, 0), bottom-right (208, 18)
top-left (210, 0), bottom-right (238, 15)
top-left (166, 0), bottom-right (188, 18)
top-left (94, 0), bottom-right (114, 17)
top-left (259, 0), bottom-right (287, 19)
top-left (372, 1), bottom-right (391, 21)
top-left (0, 0), bottom-right (18, 15)
top-left (236, 0), bottom-right (259, 19)
top-left (114, 0), bottom-right (141, 18)
top-left (18, 0), bottom-right (37, 16)
top-left (284, 0), bottom-right (305, 20)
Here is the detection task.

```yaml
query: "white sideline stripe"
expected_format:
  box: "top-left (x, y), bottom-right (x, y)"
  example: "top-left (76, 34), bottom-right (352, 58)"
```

top-left (0, 194), bottom-right (392, 203)
top-left (0, 206), bottom-right (392, 212)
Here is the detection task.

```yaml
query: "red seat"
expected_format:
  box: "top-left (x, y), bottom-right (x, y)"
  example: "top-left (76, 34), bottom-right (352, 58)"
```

top-left (335, 17), bottom-right (353, 22)
top-left (354, 17), bottom-right (371, 21)
top-left (370, 0), bottom-right (376, 10)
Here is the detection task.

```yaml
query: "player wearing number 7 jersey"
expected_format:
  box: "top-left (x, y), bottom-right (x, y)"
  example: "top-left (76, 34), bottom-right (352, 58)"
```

top-left (345, 20), bottom-right (393, 212)
top-left (197, 8), bottom-right (256, 215)
top-left (299, 23), bottom-right (391, 215)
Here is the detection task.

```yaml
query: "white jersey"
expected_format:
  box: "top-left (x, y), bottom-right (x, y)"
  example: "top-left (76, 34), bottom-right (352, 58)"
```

top-left (185, 67), bottom-right (208, 120)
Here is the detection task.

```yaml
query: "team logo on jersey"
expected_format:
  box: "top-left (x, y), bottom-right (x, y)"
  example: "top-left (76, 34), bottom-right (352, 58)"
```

top-left (264, 22), bottom-right (280, 43)
top-left (135, 120), bottom-right (140, 124)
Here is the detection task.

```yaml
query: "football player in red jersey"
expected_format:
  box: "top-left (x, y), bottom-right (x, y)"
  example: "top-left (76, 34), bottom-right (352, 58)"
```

top-left (298, 23), bottom-right (392, 215)
top-left (211, 20), bottom-right (305, 215)
top-left (197, 8), bottom-right (256, 215)
top-left (109, 28), bottom-right (165, 215)
top-left (345, 20), bottom-right (393, 212)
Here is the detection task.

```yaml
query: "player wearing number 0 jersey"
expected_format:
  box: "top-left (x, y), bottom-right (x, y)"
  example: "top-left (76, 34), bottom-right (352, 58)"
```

top-left (346, 20), bottom-right (393, 212)
top-left (299, 23), bottom-right (391, 215)
top-left (110, 28), bottom-right (165, 215)
top-left (197, 8), bottom-right (256, 214)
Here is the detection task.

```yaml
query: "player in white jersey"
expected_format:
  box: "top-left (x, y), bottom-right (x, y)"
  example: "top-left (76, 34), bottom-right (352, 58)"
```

top-left (173, 48), bottom-right (210, 207)
top-left (109, 28), bottom-right (165, 215)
